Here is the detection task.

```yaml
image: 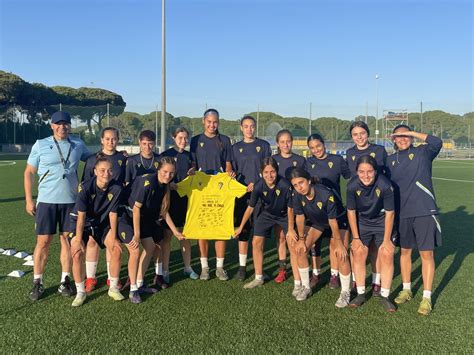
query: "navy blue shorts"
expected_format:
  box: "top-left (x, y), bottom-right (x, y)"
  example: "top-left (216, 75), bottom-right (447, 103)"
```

top-left (310, 216), bottom-right (348, 257)
top-left (311, 229), bottom-right (332, 257)
top-left (398, 215), bottom-right (442, 251)
top-left (234, 192), bottom-right (253, 242)
top-left (253, 211), bottom-right (288, 239)
top-left (35, 202), bottom-right (74, 235)
top-left (164, 190), bottom-right (187, 229)
top-left (118, 212), bottom-right (164, 244)
top-left (67, 224), bottom-right (111, 249)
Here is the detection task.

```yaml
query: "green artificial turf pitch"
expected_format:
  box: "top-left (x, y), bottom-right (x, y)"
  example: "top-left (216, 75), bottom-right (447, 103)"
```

top-left (0, 158), bottom-right (473, 353)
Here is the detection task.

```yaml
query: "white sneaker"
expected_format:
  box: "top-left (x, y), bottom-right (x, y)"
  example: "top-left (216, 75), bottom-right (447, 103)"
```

top-left (335, 291), bottom-right (351, 308)
top-left (296, 286), bottom-right (312, 301)
top-left (71, 292), bottom-right (86, 307)
top-left (292, 285), bottom-right (303, 297)
top-left (243, 278), bottom-right (264, 289)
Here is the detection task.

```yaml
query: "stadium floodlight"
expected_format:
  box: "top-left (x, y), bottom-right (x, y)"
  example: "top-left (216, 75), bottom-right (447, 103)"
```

top-left (160, 0), bottom-right (166, 153)
top-left (375, 74), bottom-right (380, 144)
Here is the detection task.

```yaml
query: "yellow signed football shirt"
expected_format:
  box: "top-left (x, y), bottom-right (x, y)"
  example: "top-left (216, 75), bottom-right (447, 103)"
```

top-left (177, 172), bottom-right (247, 239)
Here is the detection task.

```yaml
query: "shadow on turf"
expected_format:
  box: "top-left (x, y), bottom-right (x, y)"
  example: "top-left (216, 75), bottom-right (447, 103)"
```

top-left (393, 206), bottom-right (473, 305)
top-left (0, 195), bottom-right (37, 203)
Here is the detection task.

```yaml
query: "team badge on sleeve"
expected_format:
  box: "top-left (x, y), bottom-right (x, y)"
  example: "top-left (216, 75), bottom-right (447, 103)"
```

top-left (317, 202), bottom-right (323, 210)
top-left (370, 152), bottom-right (376, 158)
top-left (375, 188), bottom-right (381, 197)
top-left (328, 162), bottom-right (333, 169)
top-left (107, 193), bottom-right (113, 201)
top-left (409, 153), bottom-right (415, 160)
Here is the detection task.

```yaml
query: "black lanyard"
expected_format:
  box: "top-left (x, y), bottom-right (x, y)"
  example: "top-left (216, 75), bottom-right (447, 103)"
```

top-left (53, 137), bottom-right (72, 179)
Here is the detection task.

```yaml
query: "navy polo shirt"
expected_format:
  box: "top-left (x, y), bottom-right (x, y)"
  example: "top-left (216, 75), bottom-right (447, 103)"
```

top-left (190, 133), bottom-right (232, 172)
top-left (249, 176), bottom-right (292, 217)
top-left (306, 154), bottom-right (351, 198)
top-left (272, 153), bottom-right (306, 180)
top-left (232, 138), bottom-right (272, 185)
top-left (346, 144), bottom-right (388, 177)
top-left (82, 151), bottom-right (127, 184)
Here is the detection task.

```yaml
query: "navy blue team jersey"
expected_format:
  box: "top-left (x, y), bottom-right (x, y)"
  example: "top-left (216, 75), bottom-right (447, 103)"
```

top-left (291, 183), bottom-right (344, 230)
top-left (126, 173), bottom-right (166, 223)
top-left (82, 151), bottom-right (127, 184)
top-left (346, 144), bottom-right (388, 177)
top-left (272, 153), bottom-right (306, 180)
top-left (125, 152), bottom-right (161, 184)
top-left (232, 138), bottom-right (272, 185)
top-left (160, 147), bottom-right (193, 183)
top-left (190, 133), bottom-right (232, 172)
top-left (387, 135), bottom-right (442, 219)
top-left (346, 174), bottom-right (395, 233)
top-left (306, 154), bottom-right (350, 199)
top-left (70, 176), bottom-right (122, 228)
top-left (249, 176), bottom-right (292, 218)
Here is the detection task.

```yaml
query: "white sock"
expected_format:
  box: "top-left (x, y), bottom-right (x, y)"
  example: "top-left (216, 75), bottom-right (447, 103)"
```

top-left (109, 277), bottom-right (119, 290)
top-left (351, 272), bottom-right (355, 281)
top-left (294, 280), bottom-right (302, 287)
top-left (34, 274), bottom-right (43, 283)
top-left (381, 288), bottom-right (390, 298)
top-left (216, 257), bottom-right (224, 268)
top-left (61, 272), bottom-right (70, 283)
top-left (372, 272), bottom-right (381, 285)
top-left (86, 261), bottom-right (98, 279)
top-left (200, 257), bottom-right (209, 269)
top-left (107, 262), bottom-right (111, 279)
top-left (313, 268), bottom-right (320, 276)
top-left (137, 279), bottom-right (144, 288)
top-left (423, 290), bottom-right (432, 300)
top-left (155, 262), bottom-right (163, 275)
top-left (403, 282), bottom-right (411, 290)
top-left (255, 274), bottom-right (263, 281)
top-left (76, 281), bottom-right (85, 294)
top-left (299, 267), bottom-right (310, 288)
top-left (340, 273), bottom-right (351, 292)
top-left (357, 286), bottom-right (366, 295)
top-left (239, 254), bottom-right (247, 267)
top-left (331, 269), bottom-right (339, 277)
top-left (130, 284), bottom-right (138, 292)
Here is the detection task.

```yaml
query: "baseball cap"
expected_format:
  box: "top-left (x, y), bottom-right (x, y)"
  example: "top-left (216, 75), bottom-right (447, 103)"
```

top-left (51, 111), bottom-right (71, 124)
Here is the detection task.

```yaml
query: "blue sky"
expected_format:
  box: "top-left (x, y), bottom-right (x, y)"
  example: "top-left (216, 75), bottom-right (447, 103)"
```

top-left (0, 0), bottom-right (472, 120)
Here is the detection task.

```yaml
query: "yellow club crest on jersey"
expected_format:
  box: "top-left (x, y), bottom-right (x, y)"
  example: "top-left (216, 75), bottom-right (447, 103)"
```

top-left (107, 193), bottom-right (113, 201)
top-left (317, 202), bottom-right (323, 210)
top-left (78, 184), bottom-right (83, 193)
top-left (239, 148), bottom-right (243, 153)
top-left (390, 186), bottom-right (394, 192)
top-left (263, 191), bottom-right (267, 196)
top-left (392, 161), bottom-right (395, 166)
top-left (256, 146), bottom-right (261, 152)
top-left (118, 160), bottom-right (122, 166)
top-left (69, 232), bottom-right (73, 238)
top-left (174, 157), bottom-right (178, 162)
top-left (144, 180), bottom-right (150, 187)
top-left (91, 194), bottom-right (96, 200)
top-left (276, 189), bottom-right (280, 196)
top-left (120, 232), bottom-right (126, 239)
top-left (302, 201), bottom-right (306, 207)
top-left (328, 162), bottom-right (333, 169)
top-left (356, 190), bottom-right (361, 196)
top-left (311, 164), bottom-right (315, 169)
top-left (154, 162), bottom-right (159, 168)
top-left (328, 195), bottom-right (334, 203)
top-left (293, 161), bottom-right (297, 166)
top-left (409, 153), bottom-right (414, 160)
top-left (375, 188), bottom-right (381, 197)
top-left (200, 142), bottom-right (204, 147)
top-left (218, 182), bottom-right (224, 190)
top-left (370, 152), bottom-right (376, 158)
top-left (352, 155), bottom-right (355, 161)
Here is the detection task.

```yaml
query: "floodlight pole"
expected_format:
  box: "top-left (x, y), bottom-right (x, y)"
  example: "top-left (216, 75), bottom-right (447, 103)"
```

top-left (375, 74), bottom-right (380, 144)
top-left (160, 0), bottom-right (166, 153)
top-left (256, 104), bottom-right (260, 137)
top-left (420, 101), bottom-right (423, 132)
top-left (309, 102), bottom-right (312, 135)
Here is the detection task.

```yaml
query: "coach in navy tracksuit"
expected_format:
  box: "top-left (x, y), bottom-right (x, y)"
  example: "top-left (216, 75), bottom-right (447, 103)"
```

top-left (232, 115), bottom-right (272, 280)
top-left (387, 125), bottom-right (442, 316)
